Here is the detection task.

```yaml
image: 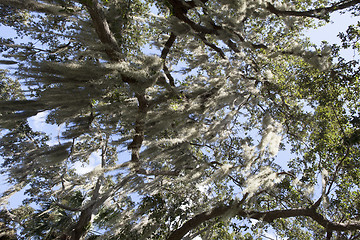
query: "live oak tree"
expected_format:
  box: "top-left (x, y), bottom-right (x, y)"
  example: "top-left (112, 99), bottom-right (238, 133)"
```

top-left (0, 0), bottom-right (359, 239)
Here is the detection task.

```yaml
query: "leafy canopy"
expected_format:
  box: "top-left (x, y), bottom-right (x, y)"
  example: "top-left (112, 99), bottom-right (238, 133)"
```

top-left (0, 0), bottom-right (360, 239)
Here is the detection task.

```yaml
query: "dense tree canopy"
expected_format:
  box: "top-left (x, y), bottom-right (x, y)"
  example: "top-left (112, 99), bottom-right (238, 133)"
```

top-left (0, 0), bottom-right (359, 239)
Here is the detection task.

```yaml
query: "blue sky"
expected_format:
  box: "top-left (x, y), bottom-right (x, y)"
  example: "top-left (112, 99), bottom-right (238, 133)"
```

top-left (305, 11), bottom-right (359, 60)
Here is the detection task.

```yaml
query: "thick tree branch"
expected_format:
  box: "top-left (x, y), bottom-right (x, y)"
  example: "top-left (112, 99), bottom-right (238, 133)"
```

top-left (161, 32), bottom-right (177, 60)
top-left (226, 39), bottom-right (241, 53)
top-left (167, 0), bottom-right (216, 34)
top-left (163, 64), bottom-right (175, 87)
top-left (161, 32), bottom-right (177, 86)
top-left (1, 0), bottom-right (80, 15)
top-left (83, 0), bottom-right (122, 61)
top-left (167, 195), bottom-right (248, 240)
top-left (127, 93), bottom-right (148, 163)
top-left (167, 204), bottom-right (360, 240)
top-left (266, 0), bottom-right (360, 19)
top-left (167, 204), bottom-right (235, 240)
top-left (198, 34), bottom-right (226, 59)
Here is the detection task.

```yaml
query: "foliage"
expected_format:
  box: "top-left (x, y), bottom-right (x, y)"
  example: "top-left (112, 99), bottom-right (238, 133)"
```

top-left (0, 0), bottom-right (360, 239)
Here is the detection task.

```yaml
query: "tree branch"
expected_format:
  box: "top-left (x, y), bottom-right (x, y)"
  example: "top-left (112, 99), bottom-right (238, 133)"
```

top-left (67, 170), bottom-right (105, 239)
top-left (325, 144), bottom-right (350, 196)
top-left (82, 0), bottom-right (148, 165)
top-left (167, 204), bottom-right (235, 240)
top-left (1, 0), bottom-right (80, 15)
top-left (198, 34), bottom-right (226, 59)
top-left (167, 204), bottom-right (360, 240)
top-left (83, 0), bottom-right (122, 61)
top-left (55, 203), bottom-right (80, 212)
top-left (161, 32), bottom-right (176, 60)
top-left (161, 32), bottom-right (177, 86)
top-left (166, 0), bottom-right (268, 56)
top-left (136, 168), bottom-right (180, 176)
top-left (266, 0), bottom-right (360, 19)
top-left (127, 93), bottom-right (148, 163)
